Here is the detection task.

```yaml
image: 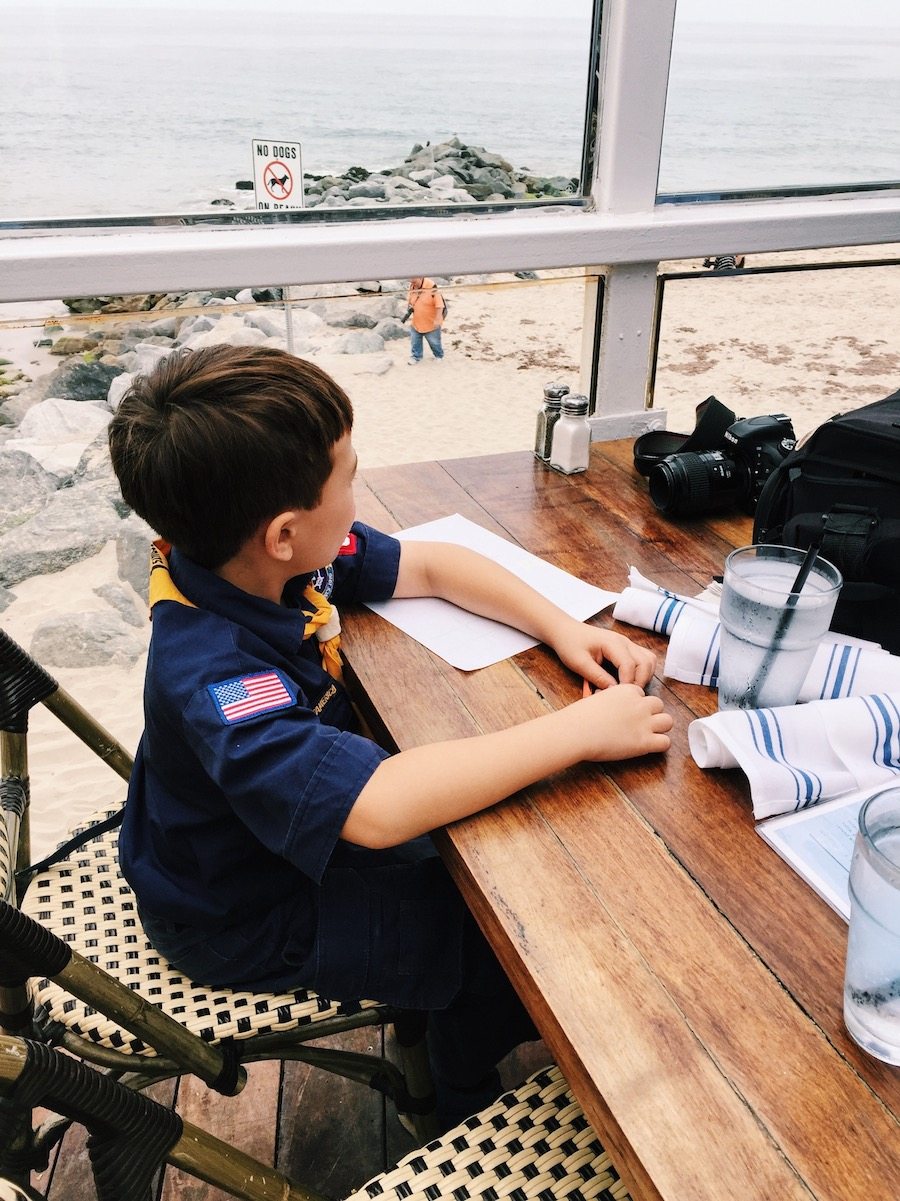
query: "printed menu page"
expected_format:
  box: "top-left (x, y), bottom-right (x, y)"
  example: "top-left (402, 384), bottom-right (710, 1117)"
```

top-left (757, 789), bottom-right (871, 921)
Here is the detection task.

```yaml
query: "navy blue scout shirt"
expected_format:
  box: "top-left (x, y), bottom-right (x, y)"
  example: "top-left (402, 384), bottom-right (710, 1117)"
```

top-left (120, 522), bottom-right (399, 941)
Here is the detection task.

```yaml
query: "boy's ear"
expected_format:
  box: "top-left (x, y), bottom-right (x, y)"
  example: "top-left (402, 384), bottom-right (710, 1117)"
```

top-left (263, 510), bottom-right (301, 562)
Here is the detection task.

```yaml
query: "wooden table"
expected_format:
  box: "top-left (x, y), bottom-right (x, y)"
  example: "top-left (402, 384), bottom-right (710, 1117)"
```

top-left (343, 441), bottom-right (900, 1201)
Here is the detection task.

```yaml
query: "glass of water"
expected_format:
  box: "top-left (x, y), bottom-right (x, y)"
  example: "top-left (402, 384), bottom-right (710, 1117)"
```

top-left (717, 544), bottom-right (842, 711)
top-left (844, 786), bottom-right (900, 1065)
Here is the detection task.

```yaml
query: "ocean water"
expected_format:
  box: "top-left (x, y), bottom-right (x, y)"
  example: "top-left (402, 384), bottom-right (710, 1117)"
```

top-left (660, 21), bottom-right (900, 194)
top-left (1, 5), bottom-right (899, 221)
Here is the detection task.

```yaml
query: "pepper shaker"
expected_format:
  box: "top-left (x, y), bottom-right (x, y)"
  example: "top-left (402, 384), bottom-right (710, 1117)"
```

top-left (534, 383), bottom-right (569, 462)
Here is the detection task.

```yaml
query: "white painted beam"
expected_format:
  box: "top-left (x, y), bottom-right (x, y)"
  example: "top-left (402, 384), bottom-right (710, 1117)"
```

top-left (593, 262), bottom-right (659, 421)
top-left (593, 0), bottom-right (677, 213)
top-left (2, 194), bottom-right (898, 303)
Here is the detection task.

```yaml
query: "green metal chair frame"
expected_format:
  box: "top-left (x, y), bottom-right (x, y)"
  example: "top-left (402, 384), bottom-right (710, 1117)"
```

top-left (0, 1034), bottom-right (632, 1201)
top-left (0, 626), bottom-right (437, 1171)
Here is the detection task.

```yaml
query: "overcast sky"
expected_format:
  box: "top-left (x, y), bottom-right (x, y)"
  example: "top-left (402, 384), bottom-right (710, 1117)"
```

top-left (7, 0), bottom-right (900, 23)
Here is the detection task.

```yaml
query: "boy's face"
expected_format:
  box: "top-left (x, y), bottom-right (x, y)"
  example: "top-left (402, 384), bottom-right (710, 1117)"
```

top-left (293, 431), bottom-right (358, 572)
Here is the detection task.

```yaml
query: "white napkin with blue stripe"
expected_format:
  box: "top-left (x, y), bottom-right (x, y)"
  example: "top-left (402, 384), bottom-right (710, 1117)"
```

top-left (663, 606), bottom-right (899, 700)
top-left (612, 567), bottom-right (897, 701)
top-left (688, 692), bottom-right (900, 819)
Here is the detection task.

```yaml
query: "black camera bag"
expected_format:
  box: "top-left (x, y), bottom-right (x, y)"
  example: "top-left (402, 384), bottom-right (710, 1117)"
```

top-left (753, 388), bottom-right (900, 652)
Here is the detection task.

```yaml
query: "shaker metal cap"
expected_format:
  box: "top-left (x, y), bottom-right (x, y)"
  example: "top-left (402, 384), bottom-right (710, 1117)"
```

top-left (543, 383), bottom-right (571, 403)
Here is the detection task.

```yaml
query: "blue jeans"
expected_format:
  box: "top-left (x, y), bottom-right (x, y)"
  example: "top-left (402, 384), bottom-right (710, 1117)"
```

top-left (410, 327), bottom-right (443, 360)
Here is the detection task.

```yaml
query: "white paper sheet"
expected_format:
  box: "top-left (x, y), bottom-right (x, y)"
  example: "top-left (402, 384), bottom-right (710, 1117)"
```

top-left (364, 514), bottom-right (619, 671)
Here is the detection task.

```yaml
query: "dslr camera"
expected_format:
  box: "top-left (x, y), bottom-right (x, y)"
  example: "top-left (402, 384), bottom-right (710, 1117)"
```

top-left (648, 413), bottom-right (796, 518)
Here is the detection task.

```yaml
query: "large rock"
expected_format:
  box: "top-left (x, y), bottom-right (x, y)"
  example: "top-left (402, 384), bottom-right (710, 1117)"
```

top-left (0, 449), bottom-right (59, 535)
top-left (107, 371), bottom-right (135, 411)
top-left (116, 513), bottom-right (157, 601)
top-left (70, 429), bottom-right (123, 507)
top-left (244, 311), bottom-right (287, 339)
top-left (4, 397), bottom-right (111, 476)
top-left (333, 331), bottom-right (385, 355)
top-left (125, 342), bottom-right (174, 374)
top-left (50, 336), bottom-right (101, 357)
top-left (62, 294), bottom-right (167, 315)
top-left (0, 487), bottom-right (121, 586)
top-left (368, 297), bottom-right (406, 321)
top-left (94, 582), bottom-right (146, 628)
top-left (179, 315), bottom-right (268, 351)
top-left (325, 311), bottom-right (378, 329)
top-left (29, 358), bottom-right (126, 405)
top-left (374, 317), bottom-right (407, 342)
top-left (30, 612), bottom-right (146, 668)
top-left (286, 308), bottom-right (327, 346)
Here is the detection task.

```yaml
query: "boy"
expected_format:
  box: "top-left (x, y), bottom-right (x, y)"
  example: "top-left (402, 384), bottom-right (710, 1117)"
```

top-left (107, 344), bottom-right (672, 1126)
top-left (403, 276), bottom-right (445, 363)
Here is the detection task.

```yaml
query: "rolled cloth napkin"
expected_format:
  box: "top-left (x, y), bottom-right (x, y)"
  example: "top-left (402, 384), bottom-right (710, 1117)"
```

top-left (688, 692), bottom-right (900, 819)
top-left (611, 567), bottom-right (719, 635)
top-left (612, 567), bottom-right (895, 701)
top-left (663, 607), bottom-right (899, 700)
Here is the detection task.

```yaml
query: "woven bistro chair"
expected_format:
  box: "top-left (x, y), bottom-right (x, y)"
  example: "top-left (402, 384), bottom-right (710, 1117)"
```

top-left (0, 1033), bottom-right (632, 1201)
top-left (0, 626), bottom-right (436, 1140)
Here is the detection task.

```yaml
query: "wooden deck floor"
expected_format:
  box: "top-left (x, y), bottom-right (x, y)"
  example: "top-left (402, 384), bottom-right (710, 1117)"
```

top-left (29, 1030), bottom-right (549, 1200)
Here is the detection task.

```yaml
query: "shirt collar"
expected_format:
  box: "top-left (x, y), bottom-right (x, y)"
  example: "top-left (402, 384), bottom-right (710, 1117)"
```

top-left (169, 547), bottom-right (314, 657)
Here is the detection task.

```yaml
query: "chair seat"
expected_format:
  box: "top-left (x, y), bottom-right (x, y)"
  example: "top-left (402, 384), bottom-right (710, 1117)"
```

top-left (349, 1065), bottom-right (631, 1201)
top-left (21, 809), bottom-right (382, 1056)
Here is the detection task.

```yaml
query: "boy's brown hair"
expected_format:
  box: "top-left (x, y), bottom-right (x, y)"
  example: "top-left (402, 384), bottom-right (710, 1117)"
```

top-left (108, 344), bottom-right (353, 569)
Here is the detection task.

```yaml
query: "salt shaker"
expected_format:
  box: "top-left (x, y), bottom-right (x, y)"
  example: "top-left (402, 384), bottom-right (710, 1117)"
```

top-left (534, 383), bottom-right (569, 461)
top-left (550, 394), bottom-right (591, 474)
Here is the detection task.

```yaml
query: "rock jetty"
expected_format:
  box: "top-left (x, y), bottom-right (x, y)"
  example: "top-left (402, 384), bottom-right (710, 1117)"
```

top-left (303, 138), bottom-right (577, 208)
top-left (225, 137), bottom-right (578, 210)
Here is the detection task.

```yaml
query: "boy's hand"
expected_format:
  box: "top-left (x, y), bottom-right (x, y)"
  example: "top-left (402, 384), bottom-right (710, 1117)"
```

top-left (551, 620), bottom-right (657, 690)
top-left (575, 684), bottom-right (673, 760)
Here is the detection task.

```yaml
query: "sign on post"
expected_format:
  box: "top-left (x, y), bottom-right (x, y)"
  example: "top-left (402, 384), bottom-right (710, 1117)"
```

top-left (251, 139), bottom-right (304, 210)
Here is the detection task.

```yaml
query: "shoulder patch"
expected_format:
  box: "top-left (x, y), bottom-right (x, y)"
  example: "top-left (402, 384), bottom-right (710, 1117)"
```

top-left (208, 670), bottom-right (295, 724)
top-left (338, 532), bottom-right (358, 557)
top-left (309, 563), bottom-right (335, 598)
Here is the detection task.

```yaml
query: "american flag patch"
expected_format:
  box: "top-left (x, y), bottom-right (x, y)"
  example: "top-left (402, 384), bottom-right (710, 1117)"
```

top-left (208, 671), bottom-right (294, 724)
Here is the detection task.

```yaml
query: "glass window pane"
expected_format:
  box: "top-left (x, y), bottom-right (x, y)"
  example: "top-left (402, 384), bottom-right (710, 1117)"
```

top-left (1, 1), bottom-right (594, 222)
top-left (659, 2), bottom-right (900, 198)
top-left (0, 270), bottom-right (590, 464)
top-left (653, 250), bottom-right (900, 452)
top-left (1, 268), bottom-right (590, 852)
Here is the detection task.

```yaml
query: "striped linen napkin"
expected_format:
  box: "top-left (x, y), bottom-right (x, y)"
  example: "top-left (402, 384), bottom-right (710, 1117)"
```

top-left (664, 607), bottom-right (899, 701)
top-left (611, 567), bottom-right (719, 635)
top-left (688, 692), bottom-right (900, 819)
top-left (612, 567), bottom-right (895, 702)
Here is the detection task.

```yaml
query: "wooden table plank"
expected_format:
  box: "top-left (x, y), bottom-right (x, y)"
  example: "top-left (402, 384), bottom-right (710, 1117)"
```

top-left (437, 798), bottom-right (812, 1201)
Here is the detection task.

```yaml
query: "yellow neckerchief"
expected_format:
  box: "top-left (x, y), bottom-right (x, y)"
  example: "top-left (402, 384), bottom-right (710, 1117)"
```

top-left (148, 541), bottom-right (343, 681)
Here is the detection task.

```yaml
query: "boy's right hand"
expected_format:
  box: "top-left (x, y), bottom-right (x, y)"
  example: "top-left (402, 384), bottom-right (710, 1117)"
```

top-left (575, 683), bottom-right (673, 761)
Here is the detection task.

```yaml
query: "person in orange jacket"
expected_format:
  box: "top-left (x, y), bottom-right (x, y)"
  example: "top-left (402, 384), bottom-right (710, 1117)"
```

top-left (403, 276), bottom-right (446, 364)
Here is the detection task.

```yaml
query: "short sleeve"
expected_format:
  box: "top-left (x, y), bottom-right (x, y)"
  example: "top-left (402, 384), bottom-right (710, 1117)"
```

top-left (330, 521), bottom-right (400, 604)
top-left (183, 681), bottom-right (389, 884)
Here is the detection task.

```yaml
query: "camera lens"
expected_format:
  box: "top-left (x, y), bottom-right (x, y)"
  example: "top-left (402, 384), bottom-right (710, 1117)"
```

top-left (648, 450), bottom-right (745, 517)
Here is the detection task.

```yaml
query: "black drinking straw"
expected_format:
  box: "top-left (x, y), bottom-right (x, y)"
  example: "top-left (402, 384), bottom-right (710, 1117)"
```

top-left (744, 542), bottom-right (821, 707)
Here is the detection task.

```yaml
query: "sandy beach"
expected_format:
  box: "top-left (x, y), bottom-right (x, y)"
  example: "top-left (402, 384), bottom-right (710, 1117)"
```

top-left (2, 248), bottom-right (899, 857)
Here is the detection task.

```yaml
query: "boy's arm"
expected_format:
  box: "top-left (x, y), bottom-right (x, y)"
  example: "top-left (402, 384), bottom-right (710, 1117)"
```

top-left (341, 540), bottom-right (673, 850)
top-left (342, 682), bottom-right (671, 848)
top-left (393, 539), bottom-right (655, 690)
